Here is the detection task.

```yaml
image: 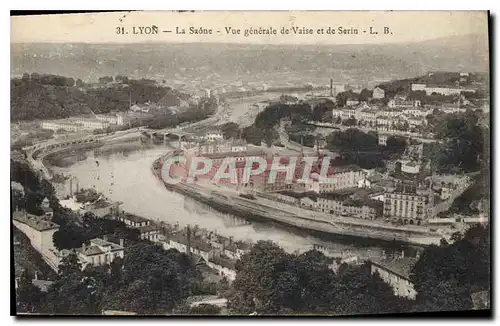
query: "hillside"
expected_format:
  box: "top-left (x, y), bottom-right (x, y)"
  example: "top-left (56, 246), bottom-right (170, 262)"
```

top-left (10, 75), bottom-right (185, 121)
top-left (11, 34), bottom-right (489, 85)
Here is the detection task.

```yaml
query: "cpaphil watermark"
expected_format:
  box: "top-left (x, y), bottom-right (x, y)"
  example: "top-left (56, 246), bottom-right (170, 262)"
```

top-left (161, 155), bottom-right (339, 185)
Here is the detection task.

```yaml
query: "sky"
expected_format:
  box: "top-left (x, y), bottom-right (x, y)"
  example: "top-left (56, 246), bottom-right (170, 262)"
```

top-left (11, 11), bottom-right (488, 45)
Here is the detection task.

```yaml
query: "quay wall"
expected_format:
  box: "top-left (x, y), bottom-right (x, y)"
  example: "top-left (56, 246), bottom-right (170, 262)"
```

top-left (151, 161), bottom-right (442, 247)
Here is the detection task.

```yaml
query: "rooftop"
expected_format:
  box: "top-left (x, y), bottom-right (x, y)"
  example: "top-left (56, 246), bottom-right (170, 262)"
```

top-left (371, 257), bottom-right (418, 281)
top-left (76, 245), bottom-right (105, 256)
top-left (12, 212), bottom-right (59, 232)
top-left (330, 164), bottom-right (362, 174)
top-left (276, 190), bottom-right (318, 200)
top-left (32, 279), bottom-right (54, 291)
top-left (170, 234), bottom-right (213, 253)
top-left (42, 206), bottom-right (53, 213)
top-left (209, 256), bottom-right (237, 270)
top-left (120, 213), bottom-right (150, 224)
top-left (138, 224), bottom-right (160, 234)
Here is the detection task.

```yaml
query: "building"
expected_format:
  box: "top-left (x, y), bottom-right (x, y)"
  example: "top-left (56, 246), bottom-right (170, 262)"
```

top-left (41, 118), bottom-right (110, 132)
top-left (73, 236), bottom-right (125, 270)
top-left (12, 212), bottom-right (60, 270)
top-left (41, 121), bottom-right (80, 132)
top-left (388, 98), bottom-right (421, 109)
top-left (231, 139), bottom-right (248, 152)
top-left (370, 256), bottom-right (418, 299)
top-left (411, 83), bottom-right (427, 92)
top-left (81, 199), bottom-right (123, 218)
top-left (346, 98), bottom-right (360, 107)
top-left (14, 271), bottom-right (54, 293)
top-left (400, 161), bottom-right (421, 174)
top-left (424, 86), bottom-right (461, 96)
top-left (316, 194), bottom-right (380, 219)
top-left (194, 130), bottom-right (224, 142)
top-left (206, 257), bottom-right (237, 282)
top-left (315, 165), bottom-right (365, 193)
top-left (383, 189), bottom-right (430, 225)
top-left (130, 102), bottom-right (157, 113)
top-left (96, 113), bottom-right (124, 126)
top-left (359, 108), bottom-right (377, 126)
top-left (31, 271), bottom-right (54, 292)
top-left (372, 87), bottom-right (385, 99)
top-left (117, 213), bottom-right (161, 242)
top-left (378, 134), bottom-right (389, 146)
top-left (117, 213), bottom-right (151, 228)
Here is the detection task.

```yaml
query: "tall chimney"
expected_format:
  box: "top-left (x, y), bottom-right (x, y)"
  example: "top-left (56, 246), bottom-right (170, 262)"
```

top-left (330, 78), bottom-right (333, 97)
top-left (186, 225), bottom-right (192, 257)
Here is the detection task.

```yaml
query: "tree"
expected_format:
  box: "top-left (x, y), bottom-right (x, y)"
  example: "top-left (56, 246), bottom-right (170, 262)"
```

top-left (11, 181), bottom-right (26, 211)
top-left (75, 188), bottom-right (101, 203)
top-left (342, 117), bottom-right (357, 126)
top-left (241, 125), bottom-right (262, 146)
top-left (359, 88), bottom-right (372, 102)
top-left (58, 252), bottom-right (82, 277)
top-left (229, 241), bottom-right (298, 314)
top-left (100, 243), bottom-right (198, 314)
top-left (386, 136), bottom-right (407, 155)
top-left (16, 269), bottom-right (44, 313)
top-left (228, 241), bottom-right (410, 315)
top-left (411, 224), bottom-right (490, 312)
top-left (312, 101), bottom-right (334, 121)
top-left (220, 122), bottom-right (240, 140)
top-left (434, 110), bottom-right (485, 173)
top-left (187, 304), bottom-right (221, 315)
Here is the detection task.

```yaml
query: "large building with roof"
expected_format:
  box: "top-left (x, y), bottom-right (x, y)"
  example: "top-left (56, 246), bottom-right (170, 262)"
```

top-left (12, 212), bottom-right (60, 270)
top-left (117, 213), bottom-right (161, 242)
top-left (64, 236), bottom-right (125, 270)
top-left (370, 255), bottom-right (418, 299)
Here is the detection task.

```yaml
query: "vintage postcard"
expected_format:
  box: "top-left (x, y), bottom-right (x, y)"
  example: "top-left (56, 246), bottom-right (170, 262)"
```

top-left (11, 11), bottom-right (490, 316)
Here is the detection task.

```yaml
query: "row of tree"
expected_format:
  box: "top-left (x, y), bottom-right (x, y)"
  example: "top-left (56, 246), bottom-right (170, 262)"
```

top-left (16, 242), bottom-right (199, 315)
top-left (226, 224), bottom-right (489, 315)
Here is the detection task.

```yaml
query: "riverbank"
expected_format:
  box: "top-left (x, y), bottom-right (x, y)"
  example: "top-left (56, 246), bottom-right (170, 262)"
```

top-left (151, 153), bottom-right (443, 247)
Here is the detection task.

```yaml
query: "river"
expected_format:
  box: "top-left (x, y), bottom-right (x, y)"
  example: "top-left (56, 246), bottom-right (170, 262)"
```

top-left (48, 141), bottom-right (402, 257)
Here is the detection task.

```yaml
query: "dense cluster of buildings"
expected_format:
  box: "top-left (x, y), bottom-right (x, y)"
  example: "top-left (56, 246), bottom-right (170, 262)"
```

top-left (161, 226), bottom-right (252, 282)
top-left (332, 101), bottom-right (430, 131)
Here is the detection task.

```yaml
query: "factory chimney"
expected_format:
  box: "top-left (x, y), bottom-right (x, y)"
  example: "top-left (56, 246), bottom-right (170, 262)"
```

top-left (330, 78), bottom-right (333, 97)
top-left (186, 224), bottom-right (192, 258)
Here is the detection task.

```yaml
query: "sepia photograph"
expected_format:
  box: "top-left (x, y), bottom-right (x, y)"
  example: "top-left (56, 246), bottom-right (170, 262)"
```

top-left (10, 11), bottom-right (491, 317)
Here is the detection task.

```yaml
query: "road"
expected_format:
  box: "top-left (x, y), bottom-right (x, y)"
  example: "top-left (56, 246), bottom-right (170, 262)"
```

top-left (307, 121), bottom-right (438, 143)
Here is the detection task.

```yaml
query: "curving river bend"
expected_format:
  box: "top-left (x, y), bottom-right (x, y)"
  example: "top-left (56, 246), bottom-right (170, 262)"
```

top-left (48, 141), bottom-right (399, 257)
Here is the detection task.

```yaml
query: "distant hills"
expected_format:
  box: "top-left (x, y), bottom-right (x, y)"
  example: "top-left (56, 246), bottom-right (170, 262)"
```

top-left (11, 34), bottom-right (489, 84)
